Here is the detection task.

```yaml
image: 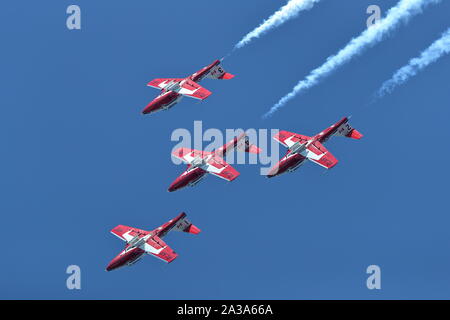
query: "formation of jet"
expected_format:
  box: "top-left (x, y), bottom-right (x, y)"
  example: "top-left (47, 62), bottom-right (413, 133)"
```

top-left (106, 61), bottom-right (366, 271)
top-left (106, 213), bottom-right (200, 271)
top-left (267, 117), bottom-right (363, 178)
top-left (142, 59), bottom-right (234, 115)
top-left (169, 133), bottom-right (261, 192)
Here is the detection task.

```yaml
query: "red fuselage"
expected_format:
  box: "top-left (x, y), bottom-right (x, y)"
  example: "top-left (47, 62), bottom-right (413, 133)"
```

top-left (142, 91), bottom-right (181, 114)
top-left (267, 151), bottom-right (306, 178)
top-left (106, 245), bottom-right (145, 271)
top-left (168, 166), bottom-right (207, 192)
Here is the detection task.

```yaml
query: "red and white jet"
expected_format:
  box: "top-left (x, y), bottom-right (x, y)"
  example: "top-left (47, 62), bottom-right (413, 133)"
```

top-left (106, 213), bottom-right (200, 271)
top-left (142, 59), bottom-right (234, 115)
top-left (267, 117), bottom-right (363, 178)
top-left (169, 133), bottom-right (261, 192)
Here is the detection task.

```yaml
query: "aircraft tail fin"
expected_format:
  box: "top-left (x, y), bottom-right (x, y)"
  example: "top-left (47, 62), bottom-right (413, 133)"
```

top-left (215, 133), bottom-right (261, 157)
top-left (206, 62), bottom-right (234, 80)
top-left (236, 135), bottom-right (261, 154)
top-left (157, 212), bottom-right (201, 238)
top-left (335, 118), bottom-right (363, 140)
top-left (173, 213), bottom-right (201, 234)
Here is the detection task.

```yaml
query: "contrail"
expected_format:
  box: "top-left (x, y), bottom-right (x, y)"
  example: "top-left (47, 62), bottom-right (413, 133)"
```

top-left (376, 28), bottom-right (450, 97)
top-left (234, 0), bottom-right (321, 50)
top-left (263, 0), bottom-right (441, 118)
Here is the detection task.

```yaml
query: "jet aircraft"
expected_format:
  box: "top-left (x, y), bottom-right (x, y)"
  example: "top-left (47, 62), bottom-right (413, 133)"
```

top-left (106, 212), bottom-right (200, 271)
top-left (267, 117), bottom-right (363, 177)
top-left (142, 59), bottom-right (234, 114)
top-left (169, 133), bottom-right (261, 192)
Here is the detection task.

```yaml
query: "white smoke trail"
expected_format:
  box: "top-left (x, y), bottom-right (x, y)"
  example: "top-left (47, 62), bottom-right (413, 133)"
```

top-left (235, 0), bottom-right (321, 50)
top-left (376, 28), bottom-right (450, 97)
top-left (264, 0), bottom-right (441, 118)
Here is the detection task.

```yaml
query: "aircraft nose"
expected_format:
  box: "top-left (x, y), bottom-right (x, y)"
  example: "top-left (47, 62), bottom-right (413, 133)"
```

top-left (168, 184), bottom-right (177, 192)
top-left (266, 167), bottom-right (280, 178)
top-left (142, 105), bottom-right (152, 114)
top-left (168, 178), bottom-right (182, 192)
top-left (142, 101), bottom-right (157, 114)
top-left (106, 260), bottom-right (118, 272)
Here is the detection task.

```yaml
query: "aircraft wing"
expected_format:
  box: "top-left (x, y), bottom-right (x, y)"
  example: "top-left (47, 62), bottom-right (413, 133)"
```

top-left (203, 155), bottom-right (240, 181)
top-left (274, 131), bottom-right (311, 148)
top-left (110, 225), bottom-right (149, 242)
top-left (143, 236), bottom-right (178, 263)
top-left (172, 148), bottom-right (212, 164)
top-left (147, 78), bottom-right (184, 89)
top-left (172, 149), bottom-right (239, 181)
top-left (304, 141), bottom-right (338, 169)
top-left (178, 79), bottom-right (212, 100)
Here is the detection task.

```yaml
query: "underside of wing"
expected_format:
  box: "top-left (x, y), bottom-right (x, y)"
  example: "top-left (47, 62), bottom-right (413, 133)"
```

top-left (172, 148), bottom-right (211, 164)
top-left (149, 246), bottom-right (178, 263)
top-left (143, 236), bottom-right (178, 263)
top-left (204, 156), bottom-right (240, 181)
top-left (305, 141), bottom-right (338, 169)
top-left (111, 225), bottom-right (149, 242)
top-left (274, 131), bottom-right (310, 148)
top-left (147, 78), bottom-right (184, 89)
top-left (179, 80), bottom-right (212, 100)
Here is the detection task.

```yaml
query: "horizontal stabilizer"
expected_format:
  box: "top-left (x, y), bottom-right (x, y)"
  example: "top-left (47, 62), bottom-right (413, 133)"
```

top-left (219, 72), bottom-right (234, 80)
top-left (183, 224), bottom-right (201, 235)
top-left (346, 129), bottom-right (363, 140)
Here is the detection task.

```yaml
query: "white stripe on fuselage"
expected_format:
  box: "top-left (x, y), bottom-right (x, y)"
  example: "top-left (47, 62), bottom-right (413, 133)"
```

top-left (183, 152), bottom-right (226, 174)
top-left (122, 231), bottom-right (166, 255)
top-left (285, 138), bottom-right (326, 161)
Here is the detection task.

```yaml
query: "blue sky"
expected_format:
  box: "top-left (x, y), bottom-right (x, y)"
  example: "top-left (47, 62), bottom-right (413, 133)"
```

top-left (1, 0), bottom-right (450, 299)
